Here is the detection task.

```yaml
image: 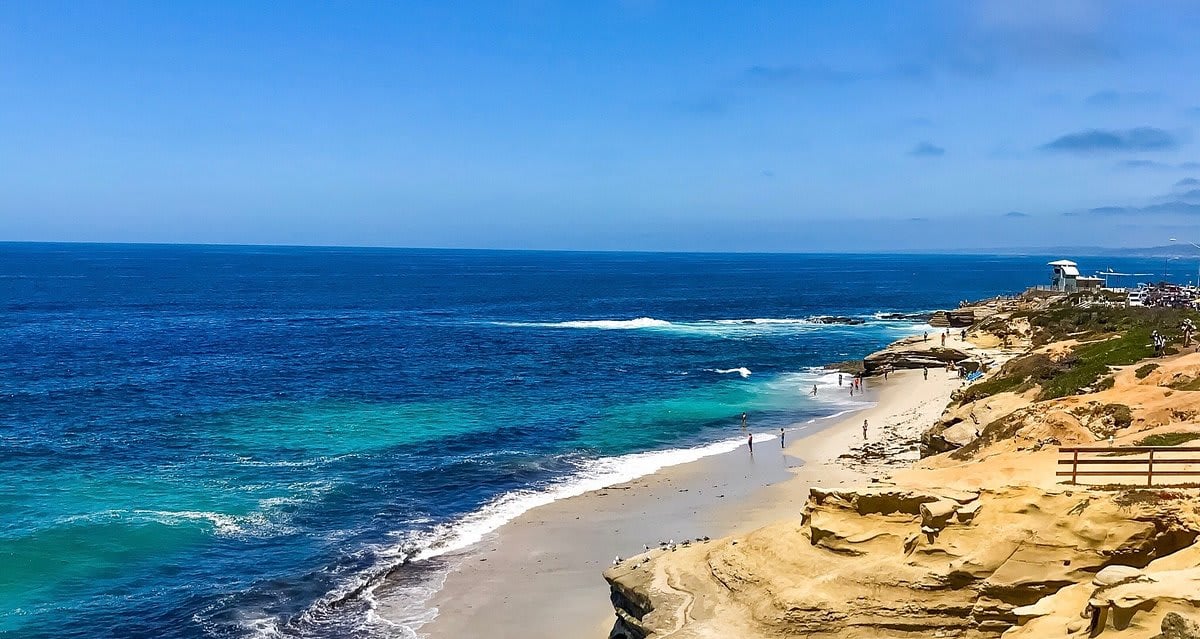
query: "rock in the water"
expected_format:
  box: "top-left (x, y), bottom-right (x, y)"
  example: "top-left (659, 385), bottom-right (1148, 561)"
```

top-left (808, 315), bottom-right (866, 325)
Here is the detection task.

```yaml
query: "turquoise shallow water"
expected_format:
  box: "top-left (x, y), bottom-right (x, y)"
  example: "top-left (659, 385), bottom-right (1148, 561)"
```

top-left (4, 245), bottom-right (1182, 638)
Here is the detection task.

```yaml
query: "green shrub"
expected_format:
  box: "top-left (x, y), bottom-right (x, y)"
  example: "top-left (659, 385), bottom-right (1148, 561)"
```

top-left (1134, 363), bottom-right (1159, 379)
top-left (1036, 329), bottom-right (1158, 400)
top-left (1170, 377), bottom-right (1200, 391)
top-left (1103, 404), bottom-right (1133, 430)
top-left (1136, 432), bottom-right (1200, 447)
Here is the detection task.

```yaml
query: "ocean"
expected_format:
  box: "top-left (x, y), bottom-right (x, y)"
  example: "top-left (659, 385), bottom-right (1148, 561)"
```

top-left (1, 244), bottom-right (1189, 638)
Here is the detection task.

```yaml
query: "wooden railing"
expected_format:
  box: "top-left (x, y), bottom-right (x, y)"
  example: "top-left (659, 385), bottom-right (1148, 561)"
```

top-left (1057, 446), bottom-right (1200, 486)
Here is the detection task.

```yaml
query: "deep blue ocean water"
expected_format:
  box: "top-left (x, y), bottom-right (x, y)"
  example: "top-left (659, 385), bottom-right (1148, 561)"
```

top-left (3, 244), bottom-right (1192, 638)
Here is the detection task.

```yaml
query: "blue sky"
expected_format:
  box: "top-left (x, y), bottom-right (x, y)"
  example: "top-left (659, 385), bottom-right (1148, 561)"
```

top-left (3, 1), bottom-right (1200, 251)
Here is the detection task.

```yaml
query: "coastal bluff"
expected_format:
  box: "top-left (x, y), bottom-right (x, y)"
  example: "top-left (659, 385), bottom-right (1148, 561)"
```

top-left (605, 484), bottom-right (1200, 639)
top-left (603, 294), bottom-right (1200, 639)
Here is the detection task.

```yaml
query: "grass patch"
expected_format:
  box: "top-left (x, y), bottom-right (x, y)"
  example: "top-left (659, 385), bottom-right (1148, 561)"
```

top-left (955, 304), bottom-right (1198, 404)
top-left (1021, 305), bottom-right (1197, 347)
top-left (1036, 329), bottom-right (1158, 400)
top-left (1170, 377), bottom-right (1200, 391)
top-left (1136, 432), bottom-right (1200, 447)
top-left (1134, 363), bottom-right (1159, 379)
top-left (1114, 489), bottom-right (1187, 509)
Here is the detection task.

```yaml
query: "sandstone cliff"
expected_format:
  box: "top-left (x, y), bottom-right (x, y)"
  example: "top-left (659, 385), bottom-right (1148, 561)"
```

top-left (604, 297), bottom-right (1200, 639)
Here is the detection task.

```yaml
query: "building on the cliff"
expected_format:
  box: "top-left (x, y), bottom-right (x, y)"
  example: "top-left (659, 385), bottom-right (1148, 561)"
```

top-left (1048, 260), bottom-right (1080, 292)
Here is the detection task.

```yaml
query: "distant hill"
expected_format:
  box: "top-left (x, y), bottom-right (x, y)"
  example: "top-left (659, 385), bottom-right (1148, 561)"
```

top-left (944, 245), bottom-right (1200, 258)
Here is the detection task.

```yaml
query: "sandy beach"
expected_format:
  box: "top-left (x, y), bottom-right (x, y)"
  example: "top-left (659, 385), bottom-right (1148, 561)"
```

top-left (418, 367), bottom-right (961, 638)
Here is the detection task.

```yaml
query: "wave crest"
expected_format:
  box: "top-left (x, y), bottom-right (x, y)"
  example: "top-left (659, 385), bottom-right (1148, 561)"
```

top-left (491, 315), bottom-right (928, 337)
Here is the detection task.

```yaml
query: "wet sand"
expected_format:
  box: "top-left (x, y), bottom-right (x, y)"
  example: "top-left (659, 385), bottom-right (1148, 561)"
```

top-left (417, 368), bottom-right (959, 638)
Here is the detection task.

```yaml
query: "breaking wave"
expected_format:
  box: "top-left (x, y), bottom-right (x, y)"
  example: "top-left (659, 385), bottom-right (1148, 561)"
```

top-left (491, 315), bottom-right (926, 338)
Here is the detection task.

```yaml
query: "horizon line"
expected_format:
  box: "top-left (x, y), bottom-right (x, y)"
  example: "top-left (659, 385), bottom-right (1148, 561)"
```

top-left (1, 239), bottom-right (1194, 257)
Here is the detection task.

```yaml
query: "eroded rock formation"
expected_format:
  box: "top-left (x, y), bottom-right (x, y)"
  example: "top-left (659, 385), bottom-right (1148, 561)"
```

top-left (605, 485), bottom-right (1200, 638)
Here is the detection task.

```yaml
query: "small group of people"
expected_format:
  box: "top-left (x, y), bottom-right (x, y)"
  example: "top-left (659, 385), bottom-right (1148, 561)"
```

top-left (741, 412), bottom-right (787, 453)
top-left (837, 373), bottom-right (865, 395)
top-left (1152, 330), bottom-right (1169, 356)
top-left (847, 375), bottom-right (864, 396)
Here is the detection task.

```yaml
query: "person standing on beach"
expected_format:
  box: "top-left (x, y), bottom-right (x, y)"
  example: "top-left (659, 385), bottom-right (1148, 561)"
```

top-left (862, 419), bottom-right (868, 439)
top-left (923, 366), bottom-right (928, 380)
top-left (780, 427), bottom-right (785, 447)
top-left (838, 374), bottom-right (842, 386)
top-left (747, 432), bottom-right (753, 453)
top-left (923, 331), bottom-right (928, 342)
top-left (940, 332), bottom-right (946, 346)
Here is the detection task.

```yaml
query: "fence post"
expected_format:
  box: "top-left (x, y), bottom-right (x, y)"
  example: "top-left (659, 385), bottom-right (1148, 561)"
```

top-left (1072, 450), bottom-right (1079, 484)
top-left (1147, 450), bottom-right (1154, 487)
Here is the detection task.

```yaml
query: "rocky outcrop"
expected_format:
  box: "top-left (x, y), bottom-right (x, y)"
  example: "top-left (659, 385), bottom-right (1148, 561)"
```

top-left (604, 486), bottom-right (1200, 639)
top-left (862, 338), bottom-right (972, 375)
top-left (930, 309), bottom-right (977, 328)
top-left (1005, 539), bottom-right (1200, 638)
top-left (809, 315), bottom-right (867, 325)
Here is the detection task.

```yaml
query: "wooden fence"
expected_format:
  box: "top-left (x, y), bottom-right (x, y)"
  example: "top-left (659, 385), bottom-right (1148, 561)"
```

top-left (1057, 446), bottom-right (1200, 486)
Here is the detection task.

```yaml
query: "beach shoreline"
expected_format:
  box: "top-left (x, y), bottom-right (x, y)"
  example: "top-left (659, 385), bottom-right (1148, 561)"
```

top-left (415, 366), bottom-right (961, 639)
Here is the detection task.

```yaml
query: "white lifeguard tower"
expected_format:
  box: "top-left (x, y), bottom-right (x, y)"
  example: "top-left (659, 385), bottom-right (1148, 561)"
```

top-left (1048, 260), bottom-right (1080, 292)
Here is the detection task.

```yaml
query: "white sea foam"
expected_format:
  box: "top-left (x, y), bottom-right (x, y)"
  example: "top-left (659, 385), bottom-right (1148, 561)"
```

top-left (243, 434), bottom-right (779, 639)
top-left (56, 508), bottom-right (284, 537)
top-left (496, 317), bottom-right (671, 330)
top-left (239, 361), bottom-right (884, 638)
top-left (491, 315), bottom-right (930, 338)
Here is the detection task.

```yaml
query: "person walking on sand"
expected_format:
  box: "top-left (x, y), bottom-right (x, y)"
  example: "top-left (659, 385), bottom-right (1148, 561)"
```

top-left (780, 427), bottom-right (785, 447)
top-left (747, 432), bottom-right (753, 453)
top-left (923, 366), bottom-right (928, 380)
top-left (941, 332), bottom-right (946, 347)
top-left (923, 331), bottom-right (929, 343)
top-left (862, 419), bottom-right (868, 440)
